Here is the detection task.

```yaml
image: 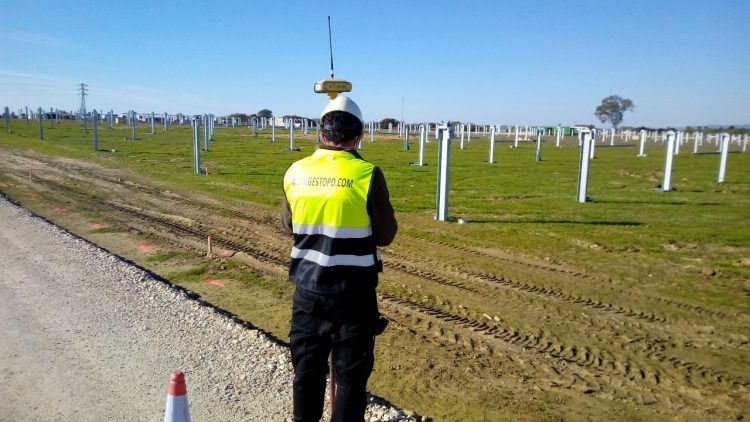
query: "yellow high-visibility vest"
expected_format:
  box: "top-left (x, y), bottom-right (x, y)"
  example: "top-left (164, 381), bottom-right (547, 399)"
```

top-left (283, 149), bottom-right (381, 294)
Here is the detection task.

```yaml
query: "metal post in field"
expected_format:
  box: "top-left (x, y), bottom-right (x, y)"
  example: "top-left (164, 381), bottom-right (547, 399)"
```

top-left (4, 106), bottom-right (10, 133)
top-left (693, 132), bottom-right (701, 154)
top-left (130, 111), bottom-right (136, 140)
top-left (164, 112), bottom-right (168, 130)
top-left (403, 125), bottom-right (409, 150)
top-left (576, 129), bottom-right (593, 203)
top-left (92, 109), bottom-right (99, 150)
top-left (674, 131), bottom-right (682, 155)
top-left (289, 119), bottom-right (295, 150)
top-left (37, 107), bottom-right (44, 140)
top-left (488, 125), bottom-right (496, 164)
top-left (435, 124), bottom-right (452, 221)
top-left (271, 116), bottom-right (276, 143)
top-left (467, 124), bottom-right (472, 144)
top-left (459, 124), bottom-right (465, 150)
top-left (535, 129), bottom-right (542, 161)
top-left (556, 125), bottom-right (562, 147)
top-left (416, 124), bottom-right (426, 166)
top-left (717, 133), bottom-right (730, 183)
top-left (203, 115), bottom-right (209, 151)
top-left (610, 129), bottom-right (615, 146)
top-left (638, 130), bottom-right (647, 157)
top-left (513, 125), bottom-right (519, 148)
top-left (192, 117), bottom-right (202, 174)
top-left (659, 131), bottom-right (677, 191)
top-left (150, 112), bottom-right (155, 134)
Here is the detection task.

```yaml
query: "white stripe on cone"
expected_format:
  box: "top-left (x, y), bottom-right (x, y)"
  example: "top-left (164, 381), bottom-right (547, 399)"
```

top-left (164, 370), bottom-right (191, 422)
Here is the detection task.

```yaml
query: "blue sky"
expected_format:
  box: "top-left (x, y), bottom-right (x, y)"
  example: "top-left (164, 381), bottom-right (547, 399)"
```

top-left (2, 0), bottom-right (748, 127)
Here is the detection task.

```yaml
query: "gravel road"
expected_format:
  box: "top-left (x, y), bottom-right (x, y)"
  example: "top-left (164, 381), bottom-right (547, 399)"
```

top-left (0, 196), bottom-right (414, 422)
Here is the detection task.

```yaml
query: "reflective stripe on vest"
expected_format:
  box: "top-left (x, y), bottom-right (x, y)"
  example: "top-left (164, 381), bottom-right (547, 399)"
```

top-left (284, 149), bottom-right (379, 292)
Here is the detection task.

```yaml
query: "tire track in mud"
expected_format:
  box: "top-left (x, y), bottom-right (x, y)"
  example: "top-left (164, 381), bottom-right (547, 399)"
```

top-left (104, 200), bottom-right (289, 268)
top-left (407, 237), bottom-right (733, 320)
top-left (382, 250), bottom-right (749, 374)
top-left (12, 174), bottom-right (290, 270)
top-left (383, 261), bottom-right (482, 294)
top-left (469, 270), bottom-right (666, 323)
top-left (378, 293), bottom-right (749, 399)
top-left (379, 292), bottom-right (660, 404)
top-left (382, 244), bottom-right (670, 326)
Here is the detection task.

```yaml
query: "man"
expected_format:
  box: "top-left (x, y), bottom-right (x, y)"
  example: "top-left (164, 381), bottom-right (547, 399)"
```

top-left (281, 95), bottom-right (397, 422)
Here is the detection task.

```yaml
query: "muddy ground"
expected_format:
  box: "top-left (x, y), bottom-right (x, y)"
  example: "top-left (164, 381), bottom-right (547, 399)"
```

top-left (0, 148), bottom-right (748, 421)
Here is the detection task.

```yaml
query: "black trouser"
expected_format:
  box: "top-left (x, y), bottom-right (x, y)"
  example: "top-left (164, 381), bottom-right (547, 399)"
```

top-left (290, 287), bottom-right (378, 422)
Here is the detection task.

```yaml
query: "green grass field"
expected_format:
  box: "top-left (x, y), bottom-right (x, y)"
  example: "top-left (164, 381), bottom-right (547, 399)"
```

top-left (3, 120), bottom-right (749, 306)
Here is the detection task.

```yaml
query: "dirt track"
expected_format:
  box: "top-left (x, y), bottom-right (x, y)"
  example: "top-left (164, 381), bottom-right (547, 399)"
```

top-left (1, 149), bottom-right (748, 421)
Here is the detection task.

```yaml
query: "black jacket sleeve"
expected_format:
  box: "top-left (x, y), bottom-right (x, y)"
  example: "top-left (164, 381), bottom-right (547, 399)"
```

top-left (367, 166), bottom-right (397, 246)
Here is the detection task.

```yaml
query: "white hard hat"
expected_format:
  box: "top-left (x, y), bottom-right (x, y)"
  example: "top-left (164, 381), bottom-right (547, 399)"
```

top-left (321, 95), bottom-right (363, 123)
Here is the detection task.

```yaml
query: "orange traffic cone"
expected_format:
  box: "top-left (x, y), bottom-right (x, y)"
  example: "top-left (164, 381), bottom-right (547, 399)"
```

top-left (164, 370), bottom-right (191, 422)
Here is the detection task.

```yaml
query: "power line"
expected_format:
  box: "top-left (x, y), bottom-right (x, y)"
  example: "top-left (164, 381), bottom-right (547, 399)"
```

top-left (78, 83), bottom-right (89, 132)
top-left (78, 83), bottom-right (88, 119)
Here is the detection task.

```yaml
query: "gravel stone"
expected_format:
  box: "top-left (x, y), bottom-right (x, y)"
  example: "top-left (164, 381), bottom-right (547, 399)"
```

top-left (0, 196), bottom-right (418, 421)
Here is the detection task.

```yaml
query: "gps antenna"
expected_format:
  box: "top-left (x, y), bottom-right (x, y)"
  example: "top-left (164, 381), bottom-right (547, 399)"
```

top-left (313, 16), bottom-right (352, 99)
top-left (328, 16), bottom-right (335, 79)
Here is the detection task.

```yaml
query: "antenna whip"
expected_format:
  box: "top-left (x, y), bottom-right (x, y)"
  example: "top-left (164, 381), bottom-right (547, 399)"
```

top-left (328, 16), bottom-right (335, 78)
